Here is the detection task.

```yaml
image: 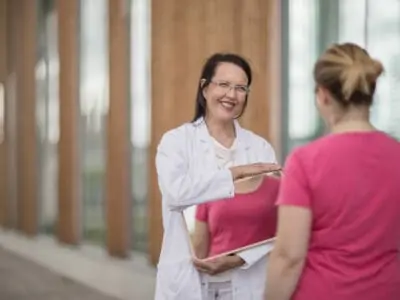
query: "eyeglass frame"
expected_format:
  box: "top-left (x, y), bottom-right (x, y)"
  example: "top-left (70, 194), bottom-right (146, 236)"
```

top-left (206, 79), bottom-right (251, 95)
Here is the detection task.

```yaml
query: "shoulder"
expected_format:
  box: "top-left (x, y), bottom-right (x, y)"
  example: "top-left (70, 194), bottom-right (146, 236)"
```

top-left (241, 128), bottom-right (274, 149)
top-left (240, 128), bottom-right (277, 161)
top-left (290, 135), bottom-right (333, 158)
top-left (158, 122), bottom-right (194, 147)
top-left (284, 136), bottom-right (334, 176)
top-left (285, 139), bottom-right (318, 166)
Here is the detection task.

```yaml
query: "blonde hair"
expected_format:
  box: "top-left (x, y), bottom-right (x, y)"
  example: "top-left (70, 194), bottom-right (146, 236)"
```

top-left (314, 43), bottom-right (384, 105)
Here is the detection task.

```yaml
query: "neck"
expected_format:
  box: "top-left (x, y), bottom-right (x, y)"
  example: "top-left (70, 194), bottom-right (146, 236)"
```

top-left (329, 106), bottom-right (376, 134)
top-left (204, 116), bottom-right (236, 147)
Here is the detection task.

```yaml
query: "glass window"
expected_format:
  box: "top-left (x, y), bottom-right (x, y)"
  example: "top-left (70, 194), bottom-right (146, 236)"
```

top-left (36, 0), bottom-right (59, 234)
top-left (282, 0), bottom-right (400, 161)
top-left (79, 0), bottom-right (109, 244)
top-left (338, 0), bottom-right (400, 140)
top-left (130, 0), bottom-right (151, 252)
top-left (283, 0), bottom-right (321, 157)
top-left (338, 0), bottom-right (367, 47)
top-left (366, 0), bottom-right (400, 139)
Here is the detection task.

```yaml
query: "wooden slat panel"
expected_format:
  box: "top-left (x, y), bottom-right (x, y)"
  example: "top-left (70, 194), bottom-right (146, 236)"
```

top-left (4, 0), bottom-right (19, 229)
top-left (149, 0), bottom-right (281, 265)
top-left (0, 0), bottom-right (7, 226)
top-left (0, 0), bottom-right (6, 81)
top-left (237, 0), bottom-right (270, 138)
top-left (106, 0), bottom-right (130, 257)
top-left (57, 0), bottom-right (80, 244)
top-left (149, 0), bottom-right (175, 266)
top-left (265, 0), bottom-right (283, 157)
top-left (17, 0), bottom-right (38, 235)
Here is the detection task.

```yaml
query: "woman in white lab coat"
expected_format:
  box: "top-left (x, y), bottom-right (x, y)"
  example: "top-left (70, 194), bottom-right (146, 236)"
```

top-left (155, 53), bottom-right (280, 300)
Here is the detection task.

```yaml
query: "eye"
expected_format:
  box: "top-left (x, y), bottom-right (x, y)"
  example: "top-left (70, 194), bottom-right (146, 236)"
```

top-left (218, 82), bottom-right (230, 88)
top-left (236, 86), bottom-right (248, 93)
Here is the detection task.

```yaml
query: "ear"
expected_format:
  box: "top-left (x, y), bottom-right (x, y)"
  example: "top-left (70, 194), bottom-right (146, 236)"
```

top-left (200, 79), bottom-right (208, 99)
top-left (316, 86), bottom-right (331, 106)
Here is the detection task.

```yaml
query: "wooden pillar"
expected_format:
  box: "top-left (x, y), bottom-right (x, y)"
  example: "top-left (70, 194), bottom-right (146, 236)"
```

top-left (0, 0), bottom-right (6, 78)
top-left (149, 0), bottom-right (282, 265)
top-left (106, 0), bottom-right (131, 257)
top-left (0, 0), bottom-right (7, 226)
top-left (57, 0), bottom-right (80, 244)
top-left (16, 0), bottom-right (38, 235)
top-left (265, 0), bottom-right (283, 158)
top-left (4, 0), bottom-right (19, 229)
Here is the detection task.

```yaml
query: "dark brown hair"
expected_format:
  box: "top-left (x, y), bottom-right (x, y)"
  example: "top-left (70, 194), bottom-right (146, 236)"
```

top-left (314, 43), bottom-right (384, 106)
top-left (192, 53), bottom-right (252, 122)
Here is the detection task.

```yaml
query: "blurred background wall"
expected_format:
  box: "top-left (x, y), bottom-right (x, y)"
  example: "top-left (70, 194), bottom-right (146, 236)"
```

top-left (0, 0), bottom-right (398, 267)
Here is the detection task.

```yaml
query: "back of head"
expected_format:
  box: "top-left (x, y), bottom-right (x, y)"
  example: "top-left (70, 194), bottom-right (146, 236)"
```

top-left (314, 43), bottom-right (384, 106)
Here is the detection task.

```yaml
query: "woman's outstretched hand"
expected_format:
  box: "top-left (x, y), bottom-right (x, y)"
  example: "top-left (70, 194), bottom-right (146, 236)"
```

top-left (230, 163), bottom-right (281, 181)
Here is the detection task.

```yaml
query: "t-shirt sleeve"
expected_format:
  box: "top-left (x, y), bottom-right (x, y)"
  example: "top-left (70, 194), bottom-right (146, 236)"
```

top-left (276, 150), bottom-right (312, 208)
top-left (195, 203), bottom-right (209, 222)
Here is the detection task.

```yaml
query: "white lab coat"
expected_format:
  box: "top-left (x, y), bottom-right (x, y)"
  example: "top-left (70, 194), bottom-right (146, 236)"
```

top-left (154, 118), bottom-right (277, 300)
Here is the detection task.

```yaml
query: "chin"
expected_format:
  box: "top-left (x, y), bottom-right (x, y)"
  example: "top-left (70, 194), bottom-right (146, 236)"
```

top-left (214, 112), bottom-right (236, 123)
top-left (215, 107), bottom-right (238, 121)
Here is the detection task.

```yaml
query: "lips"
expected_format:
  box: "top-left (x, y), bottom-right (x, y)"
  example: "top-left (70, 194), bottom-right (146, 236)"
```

top-left (219, 100), bottom-right (236, 109)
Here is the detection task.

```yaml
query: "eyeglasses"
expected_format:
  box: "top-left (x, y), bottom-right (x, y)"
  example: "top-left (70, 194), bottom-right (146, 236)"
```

top-left (210, 80), bottom-right (250, 95)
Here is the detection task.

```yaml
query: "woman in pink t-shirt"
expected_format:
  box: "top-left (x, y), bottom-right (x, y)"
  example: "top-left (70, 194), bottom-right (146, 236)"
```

top-left (195, 175), bottom-right (280, 258)
top-left (265, 43), bottom-right (400, 300)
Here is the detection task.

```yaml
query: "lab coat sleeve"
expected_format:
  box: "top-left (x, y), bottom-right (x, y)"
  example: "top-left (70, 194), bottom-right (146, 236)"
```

top-left (261, 138), bottom-right (278, 164)
top-left (155, 130), bottom-right (235, 211)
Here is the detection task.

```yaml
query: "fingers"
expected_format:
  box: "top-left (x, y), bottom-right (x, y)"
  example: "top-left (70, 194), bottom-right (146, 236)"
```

top-left (231, 163), bottom-right (282, 181)
top-left (269, 170), bottom-right (283, 178)
top-left (241, 163), bottom-right (282, 179)
top-left (260, 163), bottom-right (282, 171)
top-left (256, 164), bottom-right (282, 177)
top-left (192, 258), bottom-right (207, 269)
top-left (192, 258), bottom-right (218, 275)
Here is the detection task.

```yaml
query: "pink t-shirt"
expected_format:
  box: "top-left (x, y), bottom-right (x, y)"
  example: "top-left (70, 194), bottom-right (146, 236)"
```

top-left (277, 131), bottom-right (400, 300)
top-left (196, 176), bottom-right (279, 257)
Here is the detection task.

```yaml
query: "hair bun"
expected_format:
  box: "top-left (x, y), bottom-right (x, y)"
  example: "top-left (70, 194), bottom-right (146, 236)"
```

top-left (341, 58), bottom-right (384, 101)
top-left (314, 43), bottom-right (384, 106)
top-left (370, 59), bottom-right (384, 79)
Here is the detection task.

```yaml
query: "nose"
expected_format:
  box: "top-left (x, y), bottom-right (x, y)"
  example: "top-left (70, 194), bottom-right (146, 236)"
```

top-left (225, 85), bottom-right (237, 98)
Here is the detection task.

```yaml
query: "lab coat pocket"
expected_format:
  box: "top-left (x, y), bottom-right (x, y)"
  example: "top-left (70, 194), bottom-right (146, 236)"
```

top-left (157, 261), bottom-right (202, 300)
top-left (250, 258), bottom-right (268, 299)
top-left (233, 260), bottom-right (266, 300)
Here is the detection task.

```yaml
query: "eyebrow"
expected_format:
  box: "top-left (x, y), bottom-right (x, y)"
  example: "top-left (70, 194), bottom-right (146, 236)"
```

top-left (213, 79), bottom-right (248, 86)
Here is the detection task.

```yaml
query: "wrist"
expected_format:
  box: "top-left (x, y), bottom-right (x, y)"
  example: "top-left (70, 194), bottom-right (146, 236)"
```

top-left (230, 167), bottom-right (241, 181)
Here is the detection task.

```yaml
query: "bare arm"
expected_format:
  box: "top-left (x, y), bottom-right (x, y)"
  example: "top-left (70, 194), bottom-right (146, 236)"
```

top-left (192, 220), bottom-right (210, 259)
top-left (264, 151), bottom-right (312, 300)
top-left (156, 130), bottom-right (280, 211)
top-left (264, 206), bottom-right (311, 300)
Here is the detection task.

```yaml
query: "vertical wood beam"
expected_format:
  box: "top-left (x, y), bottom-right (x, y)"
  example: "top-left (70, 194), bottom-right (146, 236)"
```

top-left (57, 0), bottom-right (80, 244)
top-left (106, 0), bottom-right (131, 257)
top-left (0, 0), bottom-right (7, 226)
top-left (17, 0), bottom-right (38, 235)
top-left (4, 0), bottom-right (19, 229)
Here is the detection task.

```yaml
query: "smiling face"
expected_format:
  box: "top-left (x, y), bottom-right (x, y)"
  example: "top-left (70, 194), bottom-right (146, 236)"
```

top-left (202, 62), bottom-right (249, 122)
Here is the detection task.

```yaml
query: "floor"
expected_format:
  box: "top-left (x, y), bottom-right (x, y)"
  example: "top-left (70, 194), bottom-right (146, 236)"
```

top-left (0, 246), bottom-right (120, 300)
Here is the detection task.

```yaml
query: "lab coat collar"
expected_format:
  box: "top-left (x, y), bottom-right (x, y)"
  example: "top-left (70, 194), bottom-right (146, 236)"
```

top-left (192, 117), bottom-right (250, 150)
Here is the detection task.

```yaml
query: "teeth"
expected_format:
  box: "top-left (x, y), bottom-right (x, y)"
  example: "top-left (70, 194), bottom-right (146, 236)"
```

top-left (221, 102), bottom-right (235, 108)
